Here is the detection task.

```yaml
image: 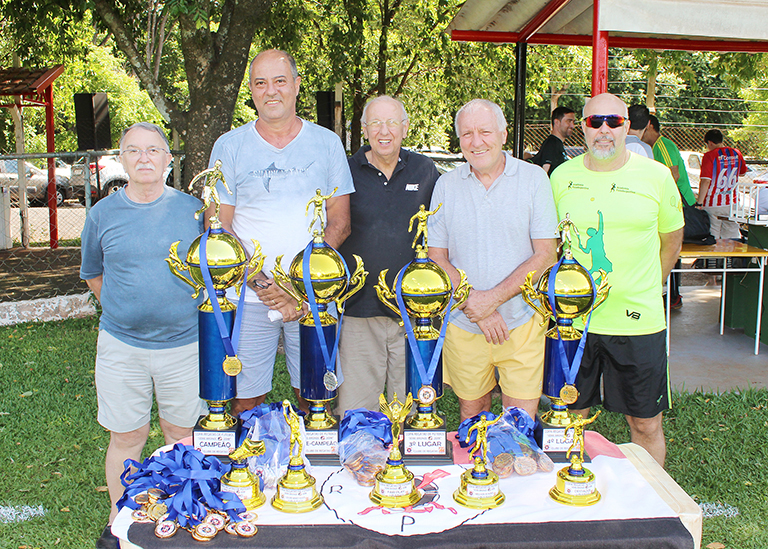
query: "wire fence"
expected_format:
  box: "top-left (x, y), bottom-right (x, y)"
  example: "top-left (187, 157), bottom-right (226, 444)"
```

top-left (0, 125), bottom-right (764, 305)
top-left (0, 150), bottom-right (183, 303)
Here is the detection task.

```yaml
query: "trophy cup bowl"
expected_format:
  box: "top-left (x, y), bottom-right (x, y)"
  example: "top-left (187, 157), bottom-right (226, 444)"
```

top-left (183, 231), bottom-right (250, 297)
top-left (535, 261), bottom-right (596, 324)
top-left (286, 244), bottom-right (349, 309)
top-left (398, 260), bottom-right (453, 323)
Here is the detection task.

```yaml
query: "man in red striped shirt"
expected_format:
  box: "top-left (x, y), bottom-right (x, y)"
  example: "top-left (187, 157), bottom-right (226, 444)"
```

top-left (697, 129), bottom-right (747, 239)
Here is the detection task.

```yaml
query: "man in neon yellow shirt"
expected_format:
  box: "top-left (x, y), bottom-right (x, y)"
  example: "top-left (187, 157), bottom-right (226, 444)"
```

top-left (550, 94), bottom-right (684, 466)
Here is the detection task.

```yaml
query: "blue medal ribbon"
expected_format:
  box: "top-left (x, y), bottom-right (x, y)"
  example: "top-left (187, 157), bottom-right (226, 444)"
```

top-left (301, 241), bottom-right (348, 379)
top-left (339, 408), bottom-right (393, 446)
top-left (545, 256), bottom-right (596, 389)
top-left (393, 262), bottom-right (452, 392)
top-left (198, 228), bottom-right (248, 363)
top-left (116, 443), bottom-right (246, 527)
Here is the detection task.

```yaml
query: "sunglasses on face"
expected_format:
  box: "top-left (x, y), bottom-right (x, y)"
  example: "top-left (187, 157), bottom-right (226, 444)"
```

top-left (584, 115), bottom-right (626, 129)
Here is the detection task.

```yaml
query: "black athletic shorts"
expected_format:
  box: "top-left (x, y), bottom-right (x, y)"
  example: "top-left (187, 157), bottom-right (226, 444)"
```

top-left (573, 331), bottom-right (670, 418)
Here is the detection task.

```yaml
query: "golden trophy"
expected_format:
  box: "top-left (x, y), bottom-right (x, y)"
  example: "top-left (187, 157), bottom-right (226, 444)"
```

top-left (550, 411), bottom-right (602, 506)
top-left (521, 213), bottom-right (609, 457)
top-left (272, 188), bottom-right (366, 463)
top-left (375, 204), bottom-right (470, 464)
top-left (221, 437), bottom-right (267, 510)
top-left (271, 400), bottom-right (324, 513)
top-left (369, 393), bottom-right (421, 508)
top-left (453, 414), bottom-right (505, 509)
top-left (166, 160), bottom-right (265, 456)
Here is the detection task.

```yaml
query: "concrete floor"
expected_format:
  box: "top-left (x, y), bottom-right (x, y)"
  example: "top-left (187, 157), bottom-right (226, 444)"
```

top-left (668, 286), bottom-right (768, 393)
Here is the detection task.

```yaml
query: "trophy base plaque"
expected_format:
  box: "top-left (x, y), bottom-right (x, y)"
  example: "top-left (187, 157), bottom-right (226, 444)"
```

top-left (192, 414), bottom-right (240, 460)
top-left (402, 414), bottom-right (453, 465)
top-left (271, 465), bottom-right (324, 513)
top-left (369, 462), bottom-right (421, 508)
top-left (304, 421), bottom-right (340, 466)
top-left (535, 416), bottom-right (591, 464)
top-left (549, 465), bottom-right (601, 506)
top-left (453, 468), bottom-right (505, 509)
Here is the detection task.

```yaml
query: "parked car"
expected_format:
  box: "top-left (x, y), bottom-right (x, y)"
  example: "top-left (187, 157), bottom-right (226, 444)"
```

top-left (0, 159), bottom-right (72, 207)
top-left (413, 148), bottom-right (466, 174)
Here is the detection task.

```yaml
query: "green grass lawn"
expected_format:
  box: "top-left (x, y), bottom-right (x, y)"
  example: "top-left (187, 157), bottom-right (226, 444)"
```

top-left (0, 315), bottom-right (766, 548)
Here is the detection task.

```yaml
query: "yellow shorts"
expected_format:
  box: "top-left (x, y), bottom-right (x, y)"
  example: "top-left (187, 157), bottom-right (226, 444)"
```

top-left (443, 314), bottom-right (546, 401)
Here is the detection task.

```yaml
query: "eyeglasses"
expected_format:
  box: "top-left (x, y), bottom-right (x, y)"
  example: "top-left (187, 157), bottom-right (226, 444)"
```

top-left (364, 119), bottom-right (403, 130)
top-left (122, 147), bottom-right (168, 159)
top-left (584, 115), bottom-right (626, 129)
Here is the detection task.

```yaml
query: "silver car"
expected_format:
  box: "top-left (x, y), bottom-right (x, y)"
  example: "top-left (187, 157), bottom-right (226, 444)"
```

top-left (0, 159), bottom-right (72, 207)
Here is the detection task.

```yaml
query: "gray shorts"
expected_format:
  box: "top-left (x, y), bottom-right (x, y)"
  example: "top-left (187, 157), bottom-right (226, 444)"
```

top-left (95, 330), bottom-right (207, 433)
top-left (236, 301), bottom-right (301, 398)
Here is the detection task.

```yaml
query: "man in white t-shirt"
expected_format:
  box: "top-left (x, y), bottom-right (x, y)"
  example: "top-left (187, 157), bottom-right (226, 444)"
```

top-left (625, 104), bottom-right (653, 158)
top-left (207, 50), bottom-right (354, 415)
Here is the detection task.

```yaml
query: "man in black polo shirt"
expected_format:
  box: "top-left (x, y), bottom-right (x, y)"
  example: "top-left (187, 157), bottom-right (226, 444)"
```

top-left (531, 106), bottom-right (575, 174)
top-left (337, 95), bottom-right (440, 414)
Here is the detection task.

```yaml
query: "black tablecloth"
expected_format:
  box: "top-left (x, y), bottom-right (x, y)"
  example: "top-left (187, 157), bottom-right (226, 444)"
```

top-left (128, 517), bottom-right (693, 549)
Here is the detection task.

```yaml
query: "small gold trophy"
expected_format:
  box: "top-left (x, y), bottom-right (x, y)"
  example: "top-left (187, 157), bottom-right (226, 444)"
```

top-left (166, 160), bottom-right (265, 456)
top-left (453, 414), bottom-right (505, 509)
top-left (221, 437), bottom-right (267, 510)
top-left (375, 204), bottom-right (470, 463)
top-left (521, 214), bottom-right (609, 456)
top-left (272, 189), bottom-right (367, 441)
top-left (550, 411), bottom-right (602, 506)
top-left (271, 401), bottom-right (324, 513)
top-left (369, 393), bottom-right (421, 508)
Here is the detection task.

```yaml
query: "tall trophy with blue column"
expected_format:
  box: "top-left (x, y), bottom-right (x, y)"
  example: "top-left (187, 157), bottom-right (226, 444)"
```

top-left (166, 160), bottom-right (265, 457)
top-left (521, 214), bottom-right (609, 458)
top-left (375, 204), bottom-right (470, 464)
top-left (272, 188), bottom-right (367, 462)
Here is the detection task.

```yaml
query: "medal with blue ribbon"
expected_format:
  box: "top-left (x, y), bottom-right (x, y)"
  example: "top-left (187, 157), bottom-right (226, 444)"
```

top-left (199, 228), bottom-right (249, 376)
top-left (394, 263), bottom-right (453, 405)
top-left (301, 241), bottom-right (348, 391)
top-left (545, 256), bottom-right (596, 405)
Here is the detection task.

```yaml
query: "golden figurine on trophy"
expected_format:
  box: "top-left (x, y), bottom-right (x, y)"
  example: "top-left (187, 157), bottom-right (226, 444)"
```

top-left (272, 401), bottom-right (324, 513)
top-left (272, 189), bottom-right (366, 448)
top-left (166, 160), bottom-right (265, 456)
top-left (453, 414), bottom-right (505, 509)
top-left (375, 203), bottom-right (470, 463)
top-left (369, 393), bottom-right (421, 508)
top-left (521, 213), bottom-right (609, 456)
top-left (550, 410), bottom-right (602, 506)
top-left (221, 437), bottom-right (267, 510)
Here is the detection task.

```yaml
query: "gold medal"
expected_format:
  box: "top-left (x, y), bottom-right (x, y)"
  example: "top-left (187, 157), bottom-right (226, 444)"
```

top-left (192, 522), bottom-right (217, 541)
top-left (559, 384), bottom-right (579, 405)
top-left (222, 355), bottom-right (242, 376)
top-left (235, 521), bottom-right (258, 537)
top-left (133, 493), bottom-right (149, 506)
top-left (154, 520), bottom-right (178, 539)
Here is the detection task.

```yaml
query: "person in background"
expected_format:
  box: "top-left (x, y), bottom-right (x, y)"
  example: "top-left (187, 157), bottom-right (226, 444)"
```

top-left (625, 104), bottom-right (654, 158)
top-left (531, 106), bottom-right (576, 174)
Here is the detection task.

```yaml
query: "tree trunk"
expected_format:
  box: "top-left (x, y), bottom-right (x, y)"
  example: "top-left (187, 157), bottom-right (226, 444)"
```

top-left (646, 53), bottom-right (658, 114)
top-left (350, 67), bottom-right (364, 154)
top-left (91, 0), bottom-right (272, 190)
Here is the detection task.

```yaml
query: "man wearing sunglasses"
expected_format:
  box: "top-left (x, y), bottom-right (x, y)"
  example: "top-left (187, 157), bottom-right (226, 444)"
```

top-left (550, 93), bottom-right (684, 466)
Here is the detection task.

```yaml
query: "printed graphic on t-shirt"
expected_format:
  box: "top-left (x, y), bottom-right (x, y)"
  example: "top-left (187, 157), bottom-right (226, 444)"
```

top-left (250, 161), bottom-right (316, 192)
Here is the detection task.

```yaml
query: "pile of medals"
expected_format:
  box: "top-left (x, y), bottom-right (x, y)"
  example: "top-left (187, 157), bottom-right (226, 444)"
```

top-left (130, 489), bottom-right (259, 541)
top-left (342, 451), bottom-right (385, 486)
top-left (491, 448), bottom-right (554, 478)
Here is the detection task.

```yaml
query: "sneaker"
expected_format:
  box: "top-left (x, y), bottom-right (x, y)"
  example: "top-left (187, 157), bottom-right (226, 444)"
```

top-left (670, 296), bottom-right (683, 310)
top-left (96, 525), bottom-right (119, 549)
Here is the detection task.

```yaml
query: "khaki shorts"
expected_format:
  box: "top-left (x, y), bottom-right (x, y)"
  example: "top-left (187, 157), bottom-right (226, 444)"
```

top-left (443, 314), bottom-right (545, 401)
top-left (95, 330), bottom-right (207, 433)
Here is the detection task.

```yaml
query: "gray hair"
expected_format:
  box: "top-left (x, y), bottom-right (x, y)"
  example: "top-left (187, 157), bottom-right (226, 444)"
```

top-left (120, 122), bottom-right (169, 152)
top-left (249, 49), bottom-right (299, 82)
top-left (361, 95), bottom-right (409, 125)
top-left (455, 99), bottom-right (507, 136)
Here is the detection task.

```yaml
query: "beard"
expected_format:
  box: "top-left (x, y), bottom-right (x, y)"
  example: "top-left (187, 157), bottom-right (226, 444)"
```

top-left (589, 137), bottom-right (617, 160)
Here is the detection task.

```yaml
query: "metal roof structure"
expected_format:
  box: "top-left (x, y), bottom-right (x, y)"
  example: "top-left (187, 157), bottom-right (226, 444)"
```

top-left (0, 65), bottom-right (65, 248)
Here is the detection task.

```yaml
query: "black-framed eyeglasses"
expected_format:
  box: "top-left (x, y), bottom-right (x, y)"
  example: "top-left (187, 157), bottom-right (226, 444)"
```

top-left (584, 115), bottom-right (626, 129)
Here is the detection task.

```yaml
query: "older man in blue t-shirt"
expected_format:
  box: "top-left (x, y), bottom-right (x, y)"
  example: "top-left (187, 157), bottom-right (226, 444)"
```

top-left (81, 122), bottom-right (206, 549)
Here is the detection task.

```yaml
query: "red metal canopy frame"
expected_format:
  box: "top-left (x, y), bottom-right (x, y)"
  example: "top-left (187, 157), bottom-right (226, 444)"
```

top-left (0, 65), bottom-right (65, 248)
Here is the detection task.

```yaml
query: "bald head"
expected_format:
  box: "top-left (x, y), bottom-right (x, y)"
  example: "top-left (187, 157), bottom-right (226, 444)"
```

top-left (583, 93), bottom-right (629, 119)
top-left (581, 93), bottom-right (630, 167)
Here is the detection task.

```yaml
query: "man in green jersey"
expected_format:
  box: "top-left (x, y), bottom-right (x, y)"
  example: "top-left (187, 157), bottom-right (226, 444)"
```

top-left (643, 114), bottom-right (696, 309)
top-left (550, 94), bottom-right (684, 466)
